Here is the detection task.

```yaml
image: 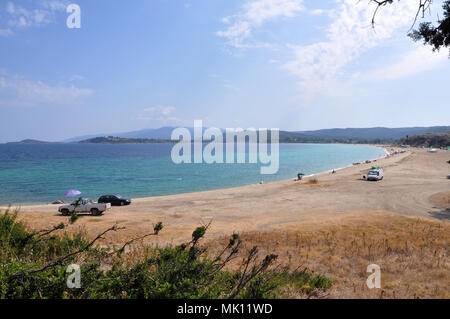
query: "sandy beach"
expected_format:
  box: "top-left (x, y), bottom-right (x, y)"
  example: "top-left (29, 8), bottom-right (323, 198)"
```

top-left (7, 146), bottom-right (449, 245)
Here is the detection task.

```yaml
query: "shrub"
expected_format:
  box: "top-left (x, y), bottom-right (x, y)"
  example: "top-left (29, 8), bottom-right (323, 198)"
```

top-left (0, 210), bottom-right (332, 299)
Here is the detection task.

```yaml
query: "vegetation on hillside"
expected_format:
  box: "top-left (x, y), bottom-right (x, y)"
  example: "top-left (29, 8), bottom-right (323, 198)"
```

top-left (7, 126), bottom-right (450, 145)
top-left (397, 132), bottom-right (450, 148)
top-left (79, 133), bottom-right (395, 145)
top-left (0, 209), bottom-right (331, 299)
top-left (296, 126), bottom-right (450, 141)
top-left (278, 131), bottom-right (393, 144)
top-left (79, 136), bottom-right (177, 144)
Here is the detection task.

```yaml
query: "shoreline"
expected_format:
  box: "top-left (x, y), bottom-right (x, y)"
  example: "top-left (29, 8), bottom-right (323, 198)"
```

top-left (1, 144), bottom-right (389, 208)
top-left (301, 145), bottom-right (388, 178)
top-left (9, 146), bottom-right (450, 248)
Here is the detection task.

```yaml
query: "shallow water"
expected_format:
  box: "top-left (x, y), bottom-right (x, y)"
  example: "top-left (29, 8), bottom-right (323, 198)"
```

top-left (0, 143), bottom-right (386, 205)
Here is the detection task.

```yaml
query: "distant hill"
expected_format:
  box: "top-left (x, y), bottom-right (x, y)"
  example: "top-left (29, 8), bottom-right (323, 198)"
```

top-left (77, 131), bottom-right (388, 144)
top-left (65, 127), bottom-right (181, 142)
top-left (65, 126), bottom-right (450, 144)
top-left (296, 126), bottom-right (450, 141)
top-left (11, 126), bottom-right (450, 145)
top-left (278, 131), bottom-right (376, 144)
top-left (397, 132), bottom-right (450, 148)
top-left (78, 136), bottom-right (176, 144)
top-left (7, 139), bottom-right (53, 144)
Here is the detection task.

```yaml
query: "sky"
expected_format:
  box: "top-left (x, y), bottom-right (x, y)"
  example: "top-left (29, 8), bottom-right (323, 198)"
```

top-left (0, 0), bottom-right (449, 142)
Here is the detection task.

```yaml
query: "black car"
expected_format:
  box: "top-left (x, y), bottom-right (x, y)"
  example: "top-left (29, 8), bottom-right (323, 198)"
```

top-left (98, 194), bottom-right (131, 206)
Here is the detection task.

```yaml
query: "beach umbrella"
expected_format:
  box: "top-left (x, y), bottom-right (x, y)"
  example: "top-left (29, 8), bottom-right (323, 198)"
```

top-left (64, 190), bottom-right (81, 197)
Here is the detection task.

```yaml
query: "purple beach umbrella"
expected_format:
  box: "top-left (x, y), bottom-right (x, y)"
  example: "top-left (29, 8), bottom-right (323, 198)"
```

top-left (64, 190), bottom-right (81, 197)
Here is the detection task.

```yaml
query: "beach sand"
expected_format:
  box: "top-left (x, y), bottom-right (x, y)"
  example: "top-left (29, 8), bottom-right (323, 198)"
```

top-left (7, 147), bottom-right (449, 245)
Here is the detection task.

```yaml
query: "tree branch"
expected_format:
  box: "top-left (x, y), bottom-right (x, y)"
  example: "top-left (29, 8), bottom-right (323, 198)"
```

top-left (10, 224), bottom-right (123, 278)
top-left (369, 0), bottom-right (433, 30)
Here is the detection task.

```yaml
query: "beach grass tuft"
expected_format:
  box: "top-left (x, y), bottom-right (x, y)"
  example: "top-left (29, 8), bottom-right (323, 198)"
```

top-left (205, 212), bottom-right (450, 298)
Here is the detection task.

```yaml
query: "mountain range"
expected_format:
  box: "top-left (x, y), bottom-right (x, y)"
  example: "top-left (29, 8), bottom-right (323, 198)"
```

top-left (64, 126), bottom-right (450, 144)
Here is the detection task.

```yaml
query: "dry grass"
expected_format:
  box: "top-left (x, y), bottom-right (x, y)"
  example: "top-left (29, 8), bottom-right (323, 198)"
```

top-left (205, 212), bottom-right (450, 299)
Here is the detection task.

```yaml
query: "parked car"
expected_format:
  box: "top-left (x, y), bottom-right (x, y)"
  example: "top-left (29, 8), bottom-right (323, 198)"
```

top-left (367, 168), bottom-right (384, 181)
top-left (59, 198), bottom-right (111, 216)
top-left (98, 194), bottom-right (131, 206)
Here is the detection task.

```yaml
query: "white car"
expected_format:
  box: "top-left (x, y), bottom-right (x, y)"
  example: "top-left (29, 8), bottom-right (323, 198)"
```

top-left (367, 168), bottom-right (384, 181)
top-left (58, 198), bottom-right (111, 216)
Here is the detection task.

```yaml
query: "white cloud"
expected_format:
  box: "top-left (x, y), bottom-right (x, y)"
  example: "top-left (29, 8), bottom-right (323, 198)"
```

top-left (4, 1), bottom-right (68, 29)
top-left (143, 105), bottom-right (176, 117)
top-left (309, 9), bottom-right (326, 15)
top-left (217, 0), bottom-right (305, 48)
top-left (42, 0), bottom-right (68, 12)
top-left (138, 105), bottom-right (187, 125)
top-left (367, 45), bottom-right (448, 81)
top-left (69, 74), bottom-right (85, 82)
top-left (282, 0), bottom-right (428, 98)
top-left (0, 75), bottom-right (93, 107)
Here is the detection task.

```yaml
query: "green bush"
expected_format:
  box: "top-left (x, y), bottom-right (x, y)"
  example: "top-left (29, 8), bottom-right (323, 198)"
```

top-left (0, 209), bottom-right (332, 299)
top-left (0, 210), bottom-right (31, 252)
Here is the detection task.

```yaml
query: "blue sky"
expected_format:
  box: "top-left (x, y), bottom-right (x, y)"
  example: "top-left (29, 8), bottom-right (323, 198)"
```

top-left (0, 0), bottom-right (449, 142)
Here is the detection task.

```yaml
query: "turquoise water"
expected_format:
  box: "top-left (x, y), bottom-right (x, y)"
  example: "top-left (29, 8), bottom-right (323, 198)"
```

top-left (0, 143), bottom-right (386, 205)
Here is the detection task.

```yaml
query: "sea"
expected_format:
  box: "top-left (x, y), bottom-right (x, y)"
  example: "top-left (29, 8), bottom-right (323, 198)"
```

top-left (0, 143), bottom-right (386, 206)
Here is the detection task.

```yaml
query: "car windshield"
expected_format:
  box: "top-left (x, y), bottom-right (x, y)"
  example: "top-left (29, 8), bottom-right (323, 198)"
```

top-left (369, 171), bottom-right (379, 175)
top-left (115, 195), bottom-right (123, 199)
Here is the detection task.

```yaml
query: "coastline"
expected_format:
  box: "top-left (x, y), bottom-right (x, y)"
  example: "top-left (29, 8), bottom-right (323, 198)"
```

top-left (7, 146), bottom-right (450, 300)
top-left (7, 146), bottom-right (449, 249)
top-left (301, 144), bottom-right (388, 178)
top-left (1, 143), bottom-right (389, 208)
